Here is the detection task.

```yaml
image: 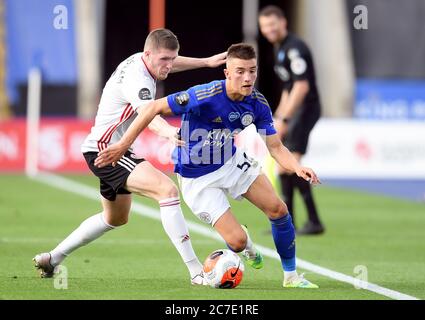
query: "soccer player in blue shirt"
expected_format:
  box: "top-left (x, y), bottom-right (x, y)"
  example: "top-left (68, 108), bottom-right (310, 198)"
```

top-left (95, 43), bottom-right (320, 288)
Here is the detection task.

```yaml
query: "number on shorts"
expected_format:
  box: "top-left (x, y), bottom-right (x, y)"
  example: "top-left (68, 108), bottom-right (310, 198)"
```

top-left (237, 152), bottom-right (253, 172)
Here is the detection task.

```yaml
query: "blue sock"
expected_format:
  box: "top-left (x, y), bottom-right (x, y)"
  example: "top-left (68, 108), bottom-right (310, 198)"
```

top-left (269, 213), bottom-right (296, 272)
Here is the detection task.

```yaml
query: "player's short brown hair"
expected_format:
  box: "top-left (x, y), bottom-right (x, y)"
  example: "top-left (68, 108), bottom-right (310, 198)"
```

top-left (227, 43), bottom-right (256, 60)
top-left (144, 28), bottom-right (180, 51)
top-left (259, 5), bottom-right (286, 19)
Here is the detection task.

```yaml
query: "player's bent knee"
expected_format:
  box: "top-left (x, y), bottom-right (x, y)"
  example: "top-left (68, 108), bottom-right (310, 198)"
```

top-left (103, 211), bottom-right (129, 227)
top-left (266, 200), bottom-right (288, 220)
top-left (105, 217), bottom-right (128, 227)
top-left (158, 183), bottom-right (179, 200)
top-left (227, 232), bottom-right (247, 252)
top-left (228, 240), bottom-right (246, 253)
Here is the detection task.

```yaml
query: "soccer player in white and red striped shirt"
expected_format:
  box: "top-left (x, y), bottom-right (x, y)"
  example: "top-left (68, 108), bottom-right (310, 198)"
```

top-left (33, 29), bottom-right (226, 285)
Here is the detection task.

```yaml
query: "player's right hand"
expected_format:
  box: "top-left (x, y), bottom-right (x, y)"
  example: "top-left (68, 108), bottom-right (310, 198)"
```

top-left (206, 52), bottom-right (227, 68)
top-left (95, 142), bottom-right (127, 168)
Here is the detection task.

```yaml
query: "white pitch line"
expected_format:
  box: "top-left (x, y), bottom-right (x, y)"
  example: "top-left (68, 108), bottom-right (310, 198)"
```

top-left (33, 173), bottom-right (419, 300)
top-left (1, 237), bottom-right (215, 245)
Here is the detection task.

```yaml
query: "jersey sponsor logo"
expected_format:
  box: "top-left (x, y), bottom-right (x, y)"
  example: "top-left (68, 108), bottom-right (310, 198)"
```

top-left (228, 112), bottom-right (240, 122)
top-left (201, 129), bottom-right (233, 148)
top-left (212, 116), bottom-right (222, 123)
top-left (175, 92), bottom-right (190, 106)
top-left (241, 112), bottom-right (254, 127)
top-left (291, 57), bottom-right (307, 75)
top-left (138, 88), bottom-right (152, 100)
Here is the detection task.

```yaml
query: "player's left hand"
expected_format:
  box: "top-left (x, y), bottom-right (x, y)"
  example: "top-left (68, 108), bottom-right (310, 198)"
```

top-left (206, 52), bottom-right (227, 68)
top-left (94, 142), bottom-right (127, 168)
top-left (296, 166), bottom-right (321, 185)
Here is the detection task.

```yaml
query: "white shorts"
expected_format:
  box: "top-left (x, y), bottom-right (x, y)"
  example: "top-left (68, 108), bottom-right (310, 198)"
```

top-left (178, 149), bottom-right (262, 226)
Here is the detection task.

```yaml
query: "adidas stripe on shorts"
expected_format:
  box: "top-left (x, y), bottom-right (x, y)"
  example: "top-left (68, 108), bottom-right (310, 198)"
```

top-left (83, 151), bottom-right (145, 201)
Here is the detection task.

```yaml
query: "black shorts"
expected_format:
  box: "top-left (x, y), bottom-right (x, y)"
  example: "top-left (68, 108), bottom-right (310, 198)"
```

top-left (83, 151), bottom-right (145, 201)
top-left (283, 104), bottom-right (320, 155)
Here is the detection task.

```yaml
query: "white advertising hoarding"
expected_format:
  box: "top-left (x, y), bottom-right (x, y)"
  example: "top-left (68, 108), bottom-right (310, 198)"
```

top-left (236, 119), bottom-right (425, 179)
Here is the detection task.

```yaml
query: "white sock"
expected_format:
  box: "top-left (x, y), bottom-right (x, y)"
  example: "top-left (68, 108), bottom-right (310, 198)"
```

top-left (284, 270), bottom-right (298, 282)
top-left (159, 197), bottom-right (203, 278)
top-left (50, 212), bottom-right (115, 266)
top-left (242, 228), bottom-right (257, 259)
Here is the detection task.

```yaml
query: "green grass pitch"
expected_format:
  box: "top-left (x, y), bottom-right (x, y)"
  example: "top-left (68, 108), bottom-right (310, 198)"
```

top-left (1, 174), bottom-right (424, 300)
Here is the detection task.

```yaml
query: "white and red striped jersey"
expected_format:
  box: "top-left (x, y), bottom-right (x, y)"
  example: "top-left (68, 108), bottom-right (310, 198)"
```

top-left (81, 52), bottom-right (156, 153)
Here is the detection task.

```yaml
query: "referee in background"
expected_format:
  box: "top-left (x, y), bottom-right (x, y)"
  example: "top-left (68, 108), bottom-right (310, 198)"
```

top-left (258, 5), bottom-right (324, 235)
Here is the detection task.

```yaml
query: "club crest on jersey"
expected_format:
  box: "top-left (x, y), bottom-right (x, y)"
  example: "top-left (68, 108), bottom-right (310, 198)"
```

top-left (138, 88), bottom-right (152, 100)
top-left (241, 112), bottom-right (254, 127)
top-left (175, 92), bottom-right (189, 106)
top-left (291, 57), bottom-right (307, 75)
top-left (288, 48), bottom-right (300, 60)
top-left (228, 112), bottom-right (240, 122)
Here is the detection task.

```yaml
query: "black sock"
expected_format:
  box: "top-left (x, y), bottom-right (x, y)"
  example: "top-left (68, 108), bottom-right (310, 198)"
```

top-left (294, 176), bottom-right (321, 225)
top-left (279, 173), bottom-right (295, 228)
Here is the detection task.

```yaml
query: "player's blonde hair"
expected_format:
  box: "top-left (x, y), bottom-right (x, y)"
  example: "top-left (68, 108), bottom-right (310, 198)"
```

top-left (144, 28), bottom-right (180, 51)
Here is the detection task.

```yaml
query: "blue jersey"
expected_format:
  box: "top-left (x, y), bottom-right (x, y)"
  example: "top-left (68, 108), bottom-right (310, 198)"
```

top-left (167, 80), bottom-right (276, 178)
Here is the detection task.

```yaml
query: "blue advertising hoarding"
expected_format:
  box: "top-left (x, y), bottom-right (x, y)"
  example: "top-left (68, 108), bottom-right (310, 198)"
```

top-left (5, 0), bottom-right (77, 105)
top-left (355, 79), bottom-right (425, 120)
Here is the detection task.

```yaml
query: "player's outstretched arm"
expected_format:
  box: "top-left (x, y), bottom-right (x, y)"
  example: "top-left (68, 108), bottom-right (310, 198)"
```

top-left (148, 115), bottom-right (184, 146)
top-left (94, 97), bottom-right (173, 168)
top-left (171, 52), bottom-right (227, 73)
top-left (265, 133), bottom-right (321, 185)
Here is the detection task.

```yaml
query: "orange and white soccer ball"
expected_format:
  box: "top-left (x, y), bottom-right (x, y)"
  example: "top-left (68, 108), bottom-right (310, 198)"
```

top-left (203, 249), bottom-right (244, 289)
